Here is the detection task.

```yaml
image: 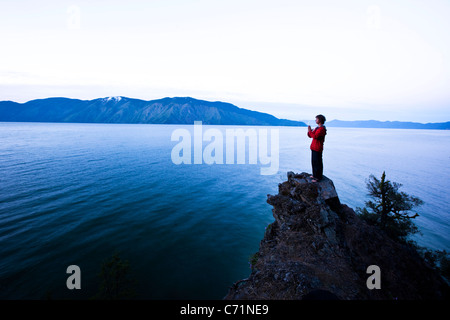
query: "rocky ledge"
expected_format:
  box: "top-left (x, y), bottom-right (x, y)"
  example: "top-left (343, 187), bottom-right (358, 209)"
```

top-left (225, 172), bottom-right (449, 300)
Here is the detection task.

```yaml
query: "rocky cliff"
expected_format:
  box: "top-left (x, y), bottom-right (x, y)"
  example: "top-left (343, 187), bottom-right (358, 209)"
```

top-left (225, 172), bottom-right (449, 300)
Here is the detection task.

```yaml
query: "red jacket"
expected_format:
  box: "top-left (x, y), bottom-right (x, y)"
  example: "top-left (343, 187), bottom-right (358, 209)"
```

top-left (307, 126), bottom-right (327, 152)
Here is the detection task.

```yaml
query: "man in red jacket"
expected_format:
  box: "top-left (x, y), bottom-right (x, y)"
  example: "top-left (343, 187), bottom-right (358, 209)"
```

top-left (307, 114), bottom-right (327, 182)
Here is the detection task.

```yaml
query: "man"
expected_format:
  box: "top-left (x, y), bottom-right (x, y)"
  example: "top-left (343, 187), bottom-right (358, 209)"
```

top-left (307, 114), bottom-right (327, 182)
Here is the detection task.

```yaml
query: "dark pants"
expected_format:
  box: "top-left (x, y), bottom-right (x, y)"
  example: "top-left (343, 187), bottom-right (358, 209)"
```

top-left (311, 150), bottom-right (323, 180)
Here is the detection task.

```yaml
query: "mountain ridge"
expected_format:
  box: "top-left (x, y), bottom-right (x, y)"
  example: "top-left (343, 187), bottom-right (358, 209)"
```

top-left (0, 96), bottom-right (306, 127)
top-left (1, 96), bottom-right (448, 129)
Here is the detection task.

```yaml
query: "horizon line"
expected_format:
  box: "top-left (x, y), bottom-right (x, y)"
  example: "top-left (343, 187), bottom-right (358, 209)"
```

top-left (1, 95), bottom-right (449, 125)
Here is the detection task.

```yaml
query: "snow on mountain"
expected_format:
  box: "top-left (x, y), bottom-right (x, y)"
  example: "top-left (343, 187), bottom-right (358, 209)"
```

top-left (103, 96), bottom-right (122, 102)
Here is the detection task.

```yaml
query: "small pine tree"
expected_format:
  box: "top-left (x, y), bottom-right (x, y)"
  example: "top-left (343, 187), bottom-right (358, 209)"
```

top-left (93, 252), bottom-right (136, 300)
top-left (356, 171), bottom-right (423, 242)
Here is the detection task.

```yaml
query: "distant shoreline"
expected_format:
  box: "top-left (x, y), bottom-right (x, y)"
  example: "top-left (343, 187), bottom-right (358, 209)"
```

top-left (1, 96), bottom-right (448, 130)
top-left (298, 119), bottom-right (450, 130)
top-left (1, 120), bottom-right (449, 130)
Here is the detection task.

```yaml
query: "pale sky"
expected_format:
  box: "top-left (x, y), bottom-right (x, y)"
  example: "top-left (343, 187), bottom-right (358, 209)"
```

top-left (1, 0), bottom-right (449, 122)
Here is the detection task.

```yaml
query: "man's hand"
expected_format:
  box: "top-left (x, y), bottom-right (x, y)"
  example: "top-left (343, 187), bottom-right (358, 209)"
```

top-left (308, 125), bottom-right (312, 132)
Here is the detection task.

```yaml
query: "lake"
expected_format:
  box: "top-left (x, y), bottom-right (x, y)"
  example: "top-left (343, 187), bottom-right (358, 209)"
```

top-left (0, 122), bottom-right (449, 299)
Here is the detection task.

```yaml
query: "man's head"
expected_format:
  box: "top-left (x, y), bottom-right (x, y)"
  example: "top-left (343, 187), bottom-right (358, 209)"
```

top-left (315, 114), bottom-right (326, 125)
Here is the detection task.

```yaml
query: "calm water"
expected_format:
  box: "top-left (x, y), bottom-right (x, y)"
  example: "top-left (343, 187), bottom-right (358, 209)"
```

top-left (0, 122), bottom-right (449, 299)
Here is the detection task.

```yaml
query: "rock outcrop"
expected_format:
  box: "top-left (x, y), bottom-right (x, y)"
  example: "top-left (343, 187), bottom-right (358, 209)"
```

top-left (225, 172), bottom-right (449, 300)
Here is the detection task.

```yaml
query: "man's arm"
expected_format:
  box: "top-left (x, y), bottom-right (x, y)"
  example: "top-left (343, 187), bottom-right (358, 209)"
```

top-left (308, 127), bottom-right (325, 139)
